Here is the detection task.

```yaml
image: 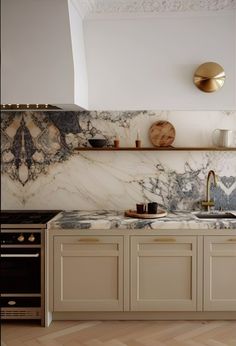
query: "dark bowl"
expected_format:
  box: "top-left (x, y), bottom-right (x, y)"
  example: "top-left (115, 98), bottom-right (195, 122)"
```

top-left (88, 138), bottom-right (107, 148)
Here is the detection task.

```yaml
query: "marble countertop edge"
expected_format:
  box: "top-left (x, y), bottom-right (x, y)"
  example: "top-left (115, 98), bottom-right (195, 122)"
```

top-left (48, 210), bottom-right (236, 231)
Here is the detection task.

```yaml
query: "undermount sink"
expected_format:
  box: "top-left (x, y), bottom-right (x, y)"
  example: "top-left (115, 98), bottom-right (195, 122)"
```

top-left (195, 212), bottom-right (236, 219)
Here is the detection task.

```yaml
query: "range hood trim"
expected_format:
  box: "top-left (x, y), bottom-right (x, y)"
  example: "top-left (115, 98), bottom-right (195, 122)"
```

top-left (0, 104), bottom-right (85, 112)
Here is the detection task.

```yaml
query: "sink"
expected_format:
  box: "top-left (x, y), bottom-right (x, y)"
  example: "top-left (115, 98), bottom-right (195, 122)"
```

top-left (195, 212), bottom-right (236, 219)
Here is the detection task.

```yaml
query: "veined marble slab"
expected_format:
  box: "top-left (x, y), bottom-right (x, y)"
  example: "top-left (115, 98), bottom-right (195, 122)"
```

top-left (48, 210), bottom-right (236, 230)
top-left (1, 110), bottom-right (236, 211)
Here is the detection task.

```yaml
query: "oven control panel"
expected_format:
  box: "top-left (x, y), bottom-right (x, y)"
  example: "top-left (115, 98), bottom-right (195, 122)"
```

top-left (1, 232), bottom-right (41, 245)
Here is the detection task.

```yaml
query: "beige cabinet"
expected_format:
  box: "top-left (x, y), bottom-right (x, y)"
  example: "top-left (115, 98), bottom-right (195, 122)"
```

top-left (53, 236), bottom-right (124, 311)
top-left (52, 233), bottom-right (236, 314)
top-left (204, 236), bottom-right (236, 311)
top-left (130, 236), bottom-right (197, 311)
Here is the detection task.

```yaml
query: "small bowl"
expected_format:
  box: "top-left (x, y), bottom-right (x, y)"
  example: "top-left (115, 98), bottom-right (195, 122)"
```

top-left (88, 138), bottom-right (107, 148)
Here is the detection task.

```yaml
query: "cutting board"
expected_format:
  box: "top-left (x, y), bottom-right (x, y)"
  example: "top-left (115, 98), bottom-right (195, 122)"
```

top-left (149, 121), bottom-right (175, 147)
top-left (124, 209), bottom-right (167, 219)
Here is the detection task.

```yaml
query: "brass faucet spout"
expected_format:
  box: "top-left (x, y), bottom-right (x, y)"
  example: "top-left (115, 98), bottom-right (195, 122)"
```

top-left (202, 170), bottom-right (217, 211)
top-left (206, 170), bottom-right (217, 202)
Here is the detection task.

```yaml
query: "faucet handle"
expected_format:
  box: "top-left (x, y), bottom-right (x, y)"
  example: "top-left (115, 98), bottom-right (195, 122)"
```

top-left (201, 200), bottom-right (215, 208)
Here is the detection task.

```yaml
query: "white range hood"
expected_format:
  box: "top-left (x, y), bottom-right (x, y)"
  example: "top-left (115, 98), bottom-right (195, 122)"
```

top-left (1, 0), bottom-right (88, 111)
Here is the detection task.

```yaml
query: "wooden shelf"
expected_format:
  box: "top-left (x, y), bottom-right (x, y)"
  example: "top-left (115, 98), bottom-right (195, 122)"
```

top-left (74, 147), bottom-right (236, 152)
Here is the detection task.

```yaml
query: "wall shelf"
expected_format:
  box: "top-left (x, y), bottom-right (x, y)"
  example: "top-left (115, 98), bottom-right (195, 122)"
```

top-left (74, 147), bottom-right (236, 152)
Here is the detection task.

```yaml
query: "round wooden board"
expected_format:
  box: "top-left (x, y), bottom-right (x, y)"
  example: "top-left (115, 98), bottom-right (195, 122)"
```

top-left (124, 209), bottom-right (167, 219)
top-left (149, 121), bottom-right (176, 147)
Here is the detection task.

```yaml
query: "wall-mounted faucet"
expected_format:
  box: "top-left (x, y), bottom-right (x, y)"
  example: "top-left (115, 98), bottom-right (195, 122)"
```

top-left (201, 170), bottom-right (217, 211)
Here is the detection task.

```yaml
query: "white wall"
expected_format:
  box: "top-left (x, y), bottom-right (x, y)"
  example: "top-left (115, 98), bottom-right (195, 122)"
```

top-left (84, 11), bottom-right (236, 110)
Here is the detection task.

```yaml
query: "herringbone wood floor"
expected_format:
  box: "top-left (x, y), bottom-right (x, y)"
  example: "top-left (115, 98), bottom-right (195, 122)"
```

top-left (1, 320), bottom-right (236, 346)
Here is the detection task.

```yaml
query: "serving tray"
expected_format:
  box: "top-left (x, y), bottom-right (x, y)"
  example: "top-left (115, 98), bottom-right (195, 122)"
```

top-left (124, 209), bottom-right (167, 219)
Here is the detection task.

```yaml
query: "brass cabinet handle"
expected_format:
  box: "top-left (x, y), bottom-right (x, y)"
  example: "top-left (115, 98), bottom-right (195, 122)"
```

top-left (78, 238), bottom-right (99, 243)
top-left (153, 238), bottom-right (176, 242)
top-left (227, 239), bottom-right (236, 242)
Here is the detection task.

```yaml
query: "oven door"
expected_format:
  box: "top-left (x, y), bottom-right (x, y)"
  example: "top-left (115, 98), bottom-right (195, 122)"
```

top-left (1, 247), bottom-right (41, 294)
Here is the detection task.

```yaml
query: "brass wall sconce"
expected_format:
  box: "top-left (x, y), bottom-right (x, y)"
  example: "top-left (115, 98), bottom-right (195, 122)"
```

top-left (193, 62), bottom-right (225, 93)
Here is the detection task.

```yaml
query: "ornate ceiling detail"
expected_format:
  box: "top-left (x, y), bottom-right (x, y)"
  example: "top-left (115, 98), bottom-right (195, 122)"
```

top-left (76, 0), bottom-right (236, 18)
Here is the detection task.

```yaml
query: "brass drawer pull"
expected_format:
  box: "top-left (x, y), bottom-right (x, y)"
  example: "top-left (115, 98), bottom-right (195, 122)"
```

top-left (154, 238), bottom-right (176, 242)
top-left (78, 238), bottom-right (99, 243)
top-left (227, 239), bottom-right (236, 242)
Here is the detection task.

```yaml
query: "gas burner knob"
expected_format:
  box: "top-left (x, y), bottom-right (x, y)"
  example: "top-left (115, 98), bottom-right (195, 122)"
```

top-left (28, 234), bottom-right (35, 242)
top-left (17, 234), bottom-right (25, 242)
top-left (8, 300), bottom-right (16, 306)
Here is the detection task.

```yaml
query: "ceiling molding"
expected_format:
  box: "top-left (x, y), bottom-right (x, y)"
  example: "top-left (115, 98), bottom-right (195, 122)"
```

top-left (76, 0), bottom-right (236, 19)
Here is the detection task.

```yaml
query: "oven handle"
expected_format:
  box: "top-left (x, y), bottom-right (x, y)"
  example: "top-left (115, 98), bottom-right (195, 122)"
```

top-left (1, 253), bottom-right (40, 258)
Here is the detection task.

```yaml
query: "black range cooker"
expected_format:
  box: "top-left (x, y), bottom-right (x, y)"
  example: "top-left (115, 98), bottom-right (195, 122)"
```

top-left (0, 210), bottom-right (60, 326)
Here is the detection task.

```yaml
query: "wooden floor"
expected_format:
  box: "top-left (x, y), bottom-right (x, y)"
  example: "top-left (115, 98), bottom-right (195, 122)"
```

top-left (1, 320), bottom-right (236, 346)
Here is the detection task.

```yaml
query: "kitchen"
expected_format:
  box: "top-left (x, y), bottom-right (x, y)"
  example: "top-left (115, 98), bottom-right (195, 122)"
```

top-left (1, 0), bottom-right (236, 345)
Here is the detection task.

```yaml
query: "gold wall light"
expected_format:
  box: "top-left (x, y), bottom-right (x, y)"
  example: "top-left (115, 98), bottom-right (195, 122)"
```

top-left (193, 62), bottom-right (225, 93)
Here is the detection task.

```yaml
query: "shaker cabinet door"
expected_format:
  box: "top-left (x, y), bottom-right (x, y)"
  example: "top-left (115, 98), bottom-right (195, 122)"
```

top-left (54, 235), bottom-right (124, 311)
top-left (204, 236), bottom-right (236, 311)
top-left (130, 236), bottom-right (197, 311)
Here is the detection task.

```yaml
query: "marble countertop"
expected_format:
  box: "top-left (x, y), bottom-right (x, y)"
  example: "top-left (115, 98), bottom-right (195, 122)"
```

top-left (48, 210), bottom-right (236, 230)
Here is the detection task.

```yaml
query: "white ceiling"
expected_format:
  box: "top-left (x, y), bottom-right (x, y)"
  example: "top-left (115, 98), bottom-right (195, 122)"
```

top-left (75, 0), bottom-right (236, 19)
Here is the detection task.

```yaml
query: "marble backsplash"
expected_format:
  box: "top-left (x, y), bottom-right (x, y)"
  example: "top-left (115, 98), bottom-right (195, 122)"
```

top-left (1, 110), bottom-right (236, 211)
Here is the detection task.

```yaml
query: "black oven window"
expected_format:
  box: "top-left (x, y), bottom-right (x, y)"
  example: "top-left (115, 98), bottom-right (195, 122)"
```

top-left (1, 248), bottom-right (41, 294)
